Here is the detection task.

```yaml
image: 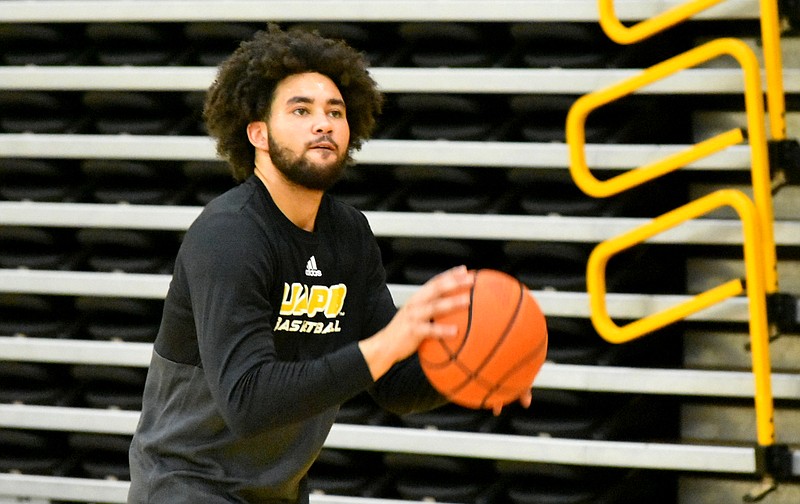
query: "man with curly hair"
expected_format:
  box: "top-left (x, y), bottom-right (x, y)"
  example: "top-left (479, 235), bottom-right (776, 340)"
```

top-left (127, 24), bottom-right (487, 503)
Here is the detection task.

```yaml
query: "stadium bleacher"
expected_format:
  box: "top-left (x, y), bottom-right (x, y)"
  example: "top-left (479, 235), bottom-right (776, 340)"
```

top-left (1, 1), bottom-right (799, 503)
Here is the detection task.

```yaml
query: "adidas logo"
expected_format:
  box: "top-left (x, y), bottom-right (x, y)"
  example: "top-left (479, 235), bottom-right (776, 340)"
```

top-left (305, 255), bottom-right (322, 277)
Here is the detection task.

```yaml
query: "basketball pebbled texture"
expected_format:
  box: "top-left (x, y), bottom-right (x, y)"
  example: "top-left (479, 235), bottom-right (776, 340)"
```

top-left (418, 269), bottom-right (548, 410)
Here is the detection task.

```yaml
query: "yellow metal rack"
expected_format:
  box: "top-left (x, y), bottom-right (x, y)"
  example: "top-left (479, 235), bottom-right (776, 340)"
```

top-left (567, 0), bottom-right (791, 499)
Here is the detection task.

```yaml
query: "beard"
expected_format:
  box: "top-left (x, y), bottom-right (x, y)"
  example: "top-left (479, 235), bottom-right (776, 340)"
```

top-left (268, 135), bottom-right (350, 191)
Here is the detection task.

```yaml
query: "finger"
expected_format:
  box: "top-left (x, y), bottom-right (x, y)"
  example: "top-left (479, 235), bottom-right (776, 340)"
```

top-left (425, 320), bottom-right (459, 339)
top-left (417, 265), bottom-right (474, 302)
top-left (436, 265), bottom-right (474, 293)
top-left (404, 288), bottom-right (470, 327)
top-left (431, 291), bottom-right (471, 317)
top-left (433, 264), bottom-right (469, 281)
top-left (492, 403), bottom-right (503, 416)
top-left (519, 389), bottom-right (533, 409)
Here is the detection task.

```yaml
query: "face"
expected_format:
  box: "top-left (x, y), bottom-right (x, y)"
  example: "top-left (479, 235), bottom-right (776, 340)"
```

top-left (265, 72), bottom-right (351, 191)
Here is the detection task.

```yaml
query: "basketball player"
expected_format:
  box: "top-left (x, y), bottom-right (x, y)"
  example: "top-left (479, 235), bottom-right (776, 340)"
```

top-left (127, 24), bottom-right (514, 503)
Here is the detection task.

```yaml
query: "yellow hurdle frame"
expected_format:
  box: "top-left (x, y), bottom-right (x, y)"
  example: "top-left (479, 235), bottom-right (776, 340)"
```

top-left (567, 36), bottom-right (778, 292)
top-left (565, 0), bottom-right (790, 470)
top-left (598, 0), bottom-right (788, 140)
top-left (598, 0), bottom-right (727, 44)
top-left (586, 189), bottom-right (774, 447)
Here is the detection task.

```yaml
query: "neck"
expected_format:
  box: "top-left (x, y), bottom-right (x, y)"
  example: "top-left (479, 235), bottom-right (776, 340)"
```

top-left (254, 163), bottom-right (323, 232)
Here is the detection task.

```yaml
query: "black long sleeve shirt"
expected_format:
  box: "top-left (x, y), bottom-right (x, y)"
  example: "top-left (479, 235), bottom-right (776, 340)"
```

top-left (128, 175), bottom-right (444, 503)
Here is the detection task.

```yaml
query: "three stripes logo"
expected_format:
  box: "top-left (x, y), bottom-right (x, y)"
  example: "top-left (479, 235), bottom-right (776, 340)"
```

top-left (305, 256), bottom-right (322, 277)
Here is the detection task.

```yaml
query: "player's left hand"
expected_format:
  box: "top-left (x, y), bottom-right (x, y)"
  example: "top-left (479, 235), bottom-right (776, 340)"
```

top-left (492, 388), bottom-right (532, 416)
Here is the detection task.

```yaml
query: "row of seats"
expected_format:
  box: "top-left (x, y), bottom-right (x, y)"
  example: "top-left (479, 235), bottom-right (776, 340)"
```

top-left (0, 226), bottom-right (683, 294)
top-left (0, 361), bottom-right (680, 488)
top-left (2, 158), bottom-right (687, 217)
top-left (0, 226), bottom-right (180, 274)
top-left (0, 357), bottom-right (678, 436)
top-left (0, 20), bottom-right (713, 68)
top-left (1, 14), bottom-right (766, 503)
top-left (0, 295), bottom-right (162, 343)
top-left (0, 90), bottom-right (698, 144)
top-left (0, 430), bottom-right (676, 504)
top-left (307, 450), bottom-right (675, 502)
top-left (0, 429), bottom-right (131, 481)
top-left (0, 291), bottom-right (677, 364)
top-left (0, 361), bottom-right (145, 410)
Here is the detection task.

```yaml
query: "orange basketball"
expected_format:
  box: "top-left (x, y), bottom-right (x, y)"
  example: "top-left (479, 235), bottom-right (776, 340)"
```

top-left (418, 269), bottom-right (548, 410)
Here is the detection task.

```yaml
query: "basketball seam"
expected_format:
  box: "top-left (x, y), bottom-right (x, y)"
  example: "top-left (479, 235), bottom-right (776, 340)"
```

top-left (424, 269), bottom-right (477, 368)
top-left (484, 334), bottom-right (547, 397)
top-left (446, 274), bottom-right (525, 405)
top-left (477, 279), bottom-right (527, 408)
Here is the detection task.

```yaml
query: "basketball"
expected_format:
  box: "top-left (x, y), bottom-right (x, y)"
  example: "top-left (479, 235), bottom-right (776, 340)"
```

top-left (418, 269), bottom-right (548, 410)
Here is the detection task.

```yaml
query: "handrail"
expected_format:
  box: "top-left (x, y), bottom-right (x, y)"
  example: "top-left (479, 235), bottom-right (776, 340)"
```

top-left (598, 0), bottom-right (726, 44)
top-left (566, 36), bottom-right (777, 291)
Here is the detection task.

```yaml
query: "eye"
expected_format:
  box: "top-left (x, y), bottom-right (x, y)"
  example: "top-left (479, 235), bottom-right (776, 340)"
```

top-left (328, 109), bottom-right (345, 119)
top-left (292, 107), bottom-right (310, 116)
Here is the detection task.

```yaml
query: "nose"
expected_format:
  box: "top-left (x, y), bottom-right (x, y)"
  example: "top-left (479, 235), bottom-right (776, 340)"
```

top-left (313, 112), bottom-right (333, 134)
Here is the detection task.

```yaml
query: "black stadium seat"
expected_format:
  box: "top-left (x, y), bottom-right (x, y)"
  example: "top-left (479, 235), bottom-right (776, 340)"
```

top-left (0, 362), bottom-right (74, 406)
top-left (81, 159), bottom-right (190, 205)
top-left (400, 402), bottom-right (499, 433)
top-left (0, 91), bottom-right (86, 134)
top-left (183, 22), bottom-right (260, 66)
top-left (181, 160), bottom-right (237, 205)
top-left (392, 93), bottom-right (506, 141)
top-left (0, 294), bottom-right (80, 340)
top-left (0, 429), bottom-right (68, 476)
top-left (68, 433), bottom-right (134, 480)
top-left (0, 158), bottom-right (86, 203)
top-left (0, 23), bottom-right (89, 66)
top-left (82, 91), bottom-right (194, 135)
top-left (544, 316), bottom-right (623, 366)
top-left (502, 241), bottom-right (590, 292)
top-left (509, 22), bottom-right (617, 68)
top-left (388, 237), bottom-right (495, 284)
top-left (0, 226), bottom-right (80, 271)
top-left (84, 22), bottom-right (187, 66)
top-left (397, 22), bottom-right (509, 67)
top-left (498, 462), bottom-right (674, 504)
top-left (70, 364), bottom-right (147, 411)
top-left (505, 168), bottom-right (623, 217)
top-left (75, 228), bottom-right (177, 274)
top-left (392, 165), bottom-right (506, 213)
top-left (308, 449), bottom-right (387, 497)
top-left (74, 296), bottom-right (162, 343)
top-left (385, 453), bottom-right (501, 503)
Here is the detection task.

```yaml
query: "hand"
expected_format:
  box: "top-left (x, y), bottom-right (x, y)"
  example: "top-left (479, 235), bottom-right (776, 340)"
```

top-left (359, 265), bottom-right (474, 380)
top-left (491, 388), bottom-right (533, 416)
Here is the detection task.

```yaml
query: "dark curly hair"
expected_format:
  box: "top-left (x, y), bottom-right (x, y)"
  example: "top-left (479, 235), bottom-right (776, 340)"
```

top-left (203, 23), bottom-right (384, 182)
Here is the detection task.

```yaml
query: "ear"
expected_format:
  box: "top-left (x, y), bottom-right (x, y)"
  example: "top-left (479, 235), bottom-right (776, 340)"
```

top-left (246, 121), bottom-right (270, 151)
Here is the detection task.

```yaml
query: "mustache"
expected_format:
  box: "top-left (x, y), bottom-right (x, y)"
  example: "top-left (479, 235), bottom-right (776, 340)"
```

top-left (306, 135), bottom-right (339, 150)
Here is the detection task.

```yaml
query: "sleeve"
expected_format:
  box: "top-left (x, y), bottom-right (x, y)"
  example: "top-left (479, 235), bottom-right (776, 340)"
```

top-left (370, 355), bottom-right (448, 415)
top-left (354, 214), bottom-right (448, 415)
top-left (183, 211), bottom-right (375, 437)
